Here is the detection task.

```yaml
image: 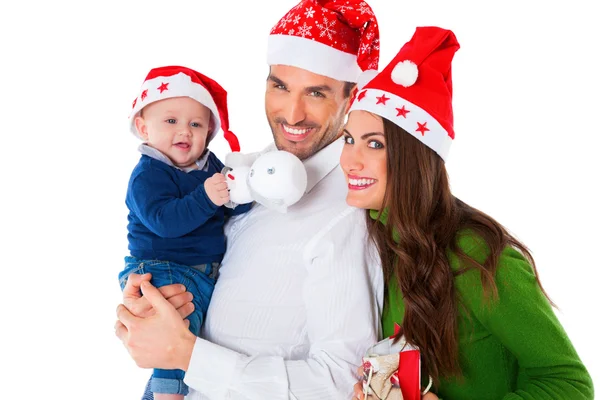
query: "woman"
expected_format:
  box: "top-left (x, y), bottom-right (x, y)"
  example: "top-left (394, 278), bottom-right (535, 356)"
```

top-left (344, 27), bottom-right (593, 399)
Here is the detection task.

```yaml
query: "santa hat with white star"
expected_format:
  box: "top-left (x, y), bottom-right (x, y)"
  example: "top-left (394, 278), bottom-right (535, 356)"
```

top-left (129, 65), bottom-right (240, 152)
top-left (268, 0), bottom-right (380, 83)
top-left (349, 26), bottom-right (460, 161)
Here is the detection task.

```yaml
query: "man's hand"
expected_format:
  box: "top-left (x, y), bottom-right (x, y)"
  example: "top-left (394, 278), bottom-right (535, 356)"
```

top-left (204, 172), bottom-right (230, 206)
top-left (115, 281), bottom-right (196, 371)
top-left (122, 273), bottom-right (195, 320)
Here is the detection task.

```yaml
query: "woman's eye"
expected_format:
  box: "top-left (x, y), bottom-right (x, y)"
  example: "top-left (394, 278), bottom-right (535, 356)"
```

top-left (343, 136), bottom-right (354, 144)
top-left (368, 140), bottom-right (383, 149)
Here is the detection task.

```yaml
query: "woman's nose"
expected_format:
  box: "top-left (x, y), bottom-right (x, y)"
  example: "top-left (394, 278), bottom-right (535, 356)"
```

top-left (341, 146), bottom-right (364, 172)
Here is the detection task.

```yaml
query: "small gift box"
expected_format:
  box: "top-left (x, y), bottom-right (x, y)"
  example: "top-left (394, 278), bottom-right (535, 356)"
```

top-left (362, 325), bottom-right (432, 400)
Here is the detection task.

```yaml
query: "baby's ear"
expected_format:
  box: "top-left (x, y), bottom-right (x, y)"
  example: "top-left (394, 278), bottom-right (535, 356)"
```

top-left (134, 116), bottom-right (148, 140)
top-left (207, 116), bottom-right (216, 137)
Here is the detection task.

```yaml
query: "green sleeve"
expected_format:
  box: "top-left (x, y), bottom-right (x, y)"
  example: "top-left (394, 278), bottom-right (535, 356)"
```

top-left (454, 245), bottom-right (593, 400)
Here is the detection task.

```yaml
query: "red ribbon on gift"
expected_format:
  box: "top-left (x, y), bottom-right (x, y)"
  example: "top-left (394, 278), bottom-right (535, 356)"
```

top-left (388, 323), bottom-right (421, 400)
top-left (398, 349), bottom-right (421, 400)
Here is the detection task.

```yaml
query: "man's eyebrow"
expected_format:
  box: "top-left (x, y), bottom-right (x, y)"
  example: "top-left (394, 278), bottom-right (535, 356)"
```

top-left (267, 74), bottom-right (334, 94)
top-left (305, 85), bottom-right (333, 94)
top-left (267, 75), bottom-right (286, 87)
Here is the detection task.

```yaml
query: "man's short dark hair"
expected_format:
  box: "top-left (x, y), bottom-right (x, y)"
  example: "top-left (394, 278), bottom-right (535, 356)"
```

top-left (343, 81), bottom-right (356, 98)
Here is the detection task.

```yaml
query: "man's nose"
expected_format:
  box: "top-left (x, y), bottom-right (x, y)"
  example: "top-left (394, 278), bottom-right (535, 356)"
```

top-left (284, 96), bottom-right (306, 126)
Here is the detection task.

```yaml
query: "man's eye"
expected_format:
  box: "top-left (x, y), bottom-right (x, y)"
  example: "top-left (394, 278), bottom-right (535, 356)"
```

top-left (310, 91), bottom-right (325, 98)
top-left (343, 135), bottom-right (354, 145)
top-left (274, 84), bottom-right (286, 90)
top-left (368, 140), bottom-right (383, 149)
top-left (166, 119), bottom-right (176, 124)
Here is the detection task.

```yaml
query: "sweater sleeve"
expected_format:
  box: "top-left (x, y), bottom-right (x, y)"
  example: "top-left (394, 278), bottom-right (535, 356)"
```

top-left (127, 164), bottom-right (219, 238)
top-left (455, 245), bottom-right (593, 400)
top-left (210, 152), bottom-right (254, 217)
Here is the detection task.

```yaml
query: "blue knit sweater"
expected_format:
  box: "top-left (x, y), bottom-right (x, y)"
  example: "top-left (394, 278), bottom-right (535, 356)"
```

top-left (126, 151), bottom-right (251, 266)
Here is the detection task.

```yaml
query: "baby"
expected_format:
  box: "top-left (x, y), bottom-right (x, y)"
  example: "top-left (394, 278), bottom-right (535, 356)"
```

top-left (119, 65), bottom-right (251, 399)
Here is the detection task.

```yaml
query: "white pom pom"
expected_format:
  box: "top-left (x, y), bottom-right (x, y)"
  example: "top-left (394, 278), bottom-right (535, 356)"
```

top-left (391, 60), bottom-right (418, 87)
top-left (356, 69), bottom-right (379, 90)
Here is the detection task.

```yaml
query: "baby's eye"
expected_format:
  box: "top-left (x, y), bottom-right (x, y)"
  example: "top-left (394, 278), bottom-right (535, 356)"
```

top-left (166, 118), bottom-right (176, 124)
top-left (190, 122), bottom-right (201, 128)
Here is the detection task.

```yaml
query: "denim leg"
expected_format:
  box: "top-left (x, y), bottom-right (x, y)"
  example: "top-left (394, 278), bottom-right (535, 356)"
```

top-left (151, 369), bottom-right (189, 395)
top-left (141, 377), bottom-right (154, 400)
top-left (119, 257), bottom-right (218, 397)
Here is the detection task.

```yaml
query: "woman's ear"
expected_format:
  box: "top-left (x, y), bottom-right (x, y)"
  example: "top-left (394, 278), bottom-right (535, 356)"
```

top-left (134, 116), bottom-right (149, 140)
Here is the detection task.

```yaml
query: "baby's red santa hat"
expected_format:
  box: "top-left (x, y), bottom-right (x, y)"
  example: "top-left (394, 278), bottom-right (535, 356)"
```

top-left (129, 66), bottom-right (240, 152)
top-left (268, 0), bottom-right (380, 82)
top-left (349, 26), bottom-right (460, 161)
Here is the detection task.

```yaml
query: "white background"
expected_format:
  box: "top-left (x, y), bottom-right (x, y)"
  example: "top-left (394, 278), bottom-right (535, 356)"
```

top-left (0, 1), bottom-right (598, 398)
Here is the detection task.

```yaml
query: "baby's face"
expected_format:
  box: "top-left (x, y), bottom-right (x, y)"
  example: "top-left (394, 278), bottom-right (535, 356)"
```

top-left (135, 97), bottom-right (211, 168)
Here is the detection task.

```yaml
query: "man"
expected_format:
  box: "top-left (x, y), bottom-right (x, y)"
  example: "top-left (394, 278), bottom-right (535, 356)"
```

top-left (116, 1), bottom-right (383, 398)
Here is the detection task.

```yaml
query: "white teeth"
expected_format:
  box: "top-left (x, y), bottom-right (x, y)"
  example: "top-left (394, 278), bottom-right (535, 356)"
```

top-left (283, 125), bottom-right (311, 135)
top-left (349, 178), bottom-right (375, 186)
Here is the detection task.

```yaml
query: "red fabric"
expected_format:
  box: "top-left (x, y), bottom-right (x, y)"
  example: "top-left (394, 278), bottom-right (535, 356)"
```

top-left (224, 130), bottom-right (240, 152)
top-left (362, 27), bottom-right (459, 139)
top-left (140, 66), bottom-right (240, 152)
top-left (398, 349), bottom-right (421, 400)
top-left (389, 323), bottom-right (421, 400)
top-left (270, 0), bottom-right (380, 71)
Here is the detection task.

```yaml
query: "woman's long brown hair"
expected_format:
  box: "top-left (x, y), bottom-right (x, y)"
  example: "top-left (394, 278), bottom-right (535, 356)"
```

top-left (368, 118), bottom-right (551, 386)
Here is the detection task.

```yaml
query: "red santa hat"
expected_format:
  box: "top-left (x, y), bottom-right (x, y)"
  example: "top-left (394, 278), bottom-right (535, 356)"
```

top-left (349, 27), bottom-right (460, 161)
top-left (268, 0), bottom-right (380, 82)
top-left (129, 65), bottom-right (240, 152)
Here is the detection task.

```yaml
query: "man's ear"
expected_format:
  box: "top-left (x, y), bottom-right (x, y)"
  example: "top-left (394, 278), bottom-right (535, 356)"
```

top-left (134, 116), bottom-right (148, 140)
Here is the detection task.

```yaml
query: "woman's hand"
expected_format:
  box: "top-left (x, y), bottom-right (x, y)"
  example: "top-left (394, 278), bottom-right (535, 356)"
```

top-left (352, 365), bottom-right (440, 399)
top-left (352, 366), bottom-right (365, 399)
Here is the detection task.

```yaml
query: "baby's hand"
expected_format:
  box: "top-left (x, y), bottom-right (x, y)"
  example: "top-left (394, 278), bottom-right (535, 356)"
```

top-left (204, 172), bottom-right (230, 206)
